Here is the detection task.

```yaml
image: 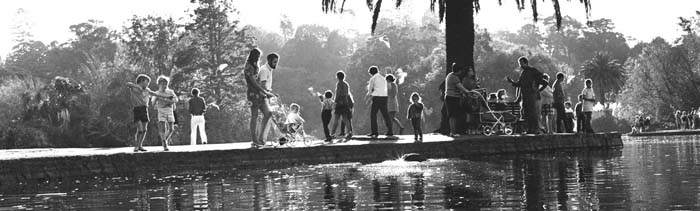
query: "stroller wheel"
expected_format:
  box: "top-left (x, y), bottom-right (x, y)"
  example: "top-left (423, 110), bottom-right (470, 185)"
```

top-left (483, 126), bottom-right (493, 136)
top-left (504, 125), bottom-right (514, 135)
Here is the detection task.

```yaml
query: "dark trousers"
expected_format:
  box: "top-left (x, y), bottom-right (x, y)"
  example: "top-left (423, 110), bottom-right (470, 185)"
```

top-left (521, 94), bottom-right (539, 134)
top-left (411, 118), bottom-right (423, 138)
top-left (576, 114), bottom-right (584, 133)
top-left (371, 96), bottom-right (393, 136)
top-left (321, 110), bottom-right (332, 139)
top-left (565, 114), bottom-right (574, 133)
top-left (553, 103), bottom-right (566, 133)
top-left (584, 112), bottom-right (594, 133)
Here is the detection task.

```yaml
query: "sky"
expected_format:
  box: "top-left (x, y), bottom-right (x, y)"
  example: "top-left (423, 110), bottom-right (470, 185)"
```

top-left (1, 0), bottom-right (700, 58)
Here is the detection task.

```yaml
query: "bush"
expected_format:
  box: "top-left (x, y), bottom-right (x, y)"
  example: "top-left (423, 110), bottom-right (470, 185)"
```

top-left (591, 109), bottom-right (632, 134)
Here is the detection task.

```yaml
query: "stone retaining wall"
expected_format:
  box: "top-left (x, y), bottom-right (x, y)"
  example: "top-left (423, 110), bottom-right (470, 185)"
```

top-left (0, 133), bottom-right (622, 189)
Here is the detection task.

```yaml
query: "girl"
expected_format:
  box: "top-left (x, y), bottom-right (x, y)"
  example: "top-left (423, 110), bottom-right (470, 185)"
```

top-left (386, 74), bottom-right (404, 135)
top-left (407, 92), bottom-right (424, 142)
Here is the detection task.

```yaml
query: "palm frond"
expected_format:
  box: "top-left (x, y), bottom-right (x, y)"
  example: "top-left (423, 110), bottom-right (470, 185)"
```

top-left (370, 0), bottom-right (383, 33)
top-left (530, 0), bottom-right (538, 22)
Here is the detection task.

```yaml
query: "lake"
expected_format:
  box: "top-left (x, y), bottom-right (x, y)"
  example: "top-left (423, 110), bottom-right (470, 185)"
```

top-left (1, 135), bottom-right (698, 210)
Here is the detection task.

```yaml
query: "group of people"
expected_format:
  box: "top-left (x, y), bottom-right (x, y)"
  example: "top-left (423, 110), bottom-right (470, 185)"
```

top-left (127, 75), bottom-right (209, 152)
top-left (675, 110), bottom-right (700, 130)
top-left (442, 57), bottom-right (597, 136)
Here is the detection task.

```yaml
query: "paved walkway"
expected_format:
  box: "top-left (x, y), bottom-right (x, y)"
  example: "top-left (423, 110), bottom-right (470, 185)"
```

top-left (0, 134), bottom-right (454, 161)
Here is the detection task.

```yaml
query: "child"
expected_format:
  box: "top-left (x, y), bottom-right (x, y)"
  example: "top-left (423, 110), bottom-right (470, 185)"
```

top-left (581, 79), bottom-right (596, 133)
top-left (575, 95), bottom-right (584, 133)
top-left (153, 76), bottom-right (178, 151)
top-left (320, 90), bottom-right (335, 142)
top-left (126, 74), bottom-right (168, 152)
top-left (189, 88), bottom-right (208, 145)
top-left (407, 92), bottom-right (424, 142)
top-left (285, 103), bottom-right (305, 133)
top-left (564, 101), bottom-right (575, 133)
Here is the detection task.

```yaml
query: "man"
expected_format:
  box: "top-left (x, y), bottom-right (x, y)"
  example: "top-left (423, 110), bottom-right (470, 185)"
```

top-left (581, 79), bottom-right (596, 133)
top-left (189, 88), bottom-right (207, 145)
top-left (552, 72), bottom-right (567, 133)
top-left (445, 63), bottom-right (470, 137)
top-left (366, 66), bottom-right (393, 138)
top-left (507, 57), bottom-right (548, 135)
top-left (258, 53), bottom-right (280, 143)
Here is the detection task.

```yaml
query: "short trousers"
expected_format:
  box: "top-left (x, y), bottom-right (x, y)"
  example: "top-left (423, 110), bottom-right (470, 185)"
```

top-left (541, 104), bottom-right (553, 115)
top-left (133, 106), bottom-right (149, 123)
top-left (446, 96), bottom-right (463, 117)
top-left (158, 108), bottom-right (175, 122)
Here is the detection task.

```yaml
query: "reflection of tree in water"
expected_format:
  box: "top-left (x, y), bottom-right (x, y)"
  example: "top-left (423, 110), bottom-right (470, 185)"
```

top-left (411, 173), bottom-right (426, 209)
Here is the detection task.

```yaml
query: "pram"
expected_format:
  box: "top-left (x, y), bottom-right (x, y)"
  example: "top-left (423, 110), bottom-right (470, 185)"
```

top-left (468, 89), bottom-right (521, 136)
top-left (267, 97), bottom-right (311, 147)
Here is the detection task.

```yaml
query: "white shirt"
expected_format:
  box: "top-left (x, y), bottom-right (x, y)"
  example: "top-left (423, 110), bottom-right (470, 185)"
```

top-left (367, 73), bottom-right (388, 97)
top-left (581, 87), bottom-right (595, 112)
top-left (285, 112), bottom-right (305, 125)
top-left (259, 63), bottom-right (273, 91)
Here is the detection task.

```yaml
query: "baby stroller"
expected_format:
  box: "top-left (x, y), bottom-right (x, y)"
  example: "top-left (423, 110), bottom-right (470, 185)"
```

top-left (268, 97), bottom-right (311, 147)
top-left (469, 89), bottom-right (518, 136)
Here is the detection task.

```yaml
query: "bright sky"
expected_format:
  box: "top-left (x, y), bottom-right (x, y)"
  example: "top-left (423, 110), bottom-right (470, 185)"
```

top-left (1, 0), bottom-right (699, 58)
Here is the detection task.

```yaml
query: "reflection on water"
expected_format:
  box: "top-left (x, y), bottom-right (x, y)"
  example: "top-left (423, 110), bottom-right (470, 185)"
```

top-left (2, 135), bottom-right (700, 210)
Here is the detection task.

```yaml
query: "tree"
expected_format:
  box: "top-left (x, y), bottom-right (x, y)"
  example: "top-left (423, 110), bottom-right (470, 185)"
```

top-left (123, 15), bottom-right (183, 76)
top-left (181, 0), bottom-right (256, 105)
top-left (280, 14), bottom-right (295, 41)
top-left (11, 8), bottom-right (34, 45)
top-left (68, 20), bottom-right (119, 65)
top-left (322, 0), bottom-right (591, 73)
top-left (580, 52), bottom-right (625, 105)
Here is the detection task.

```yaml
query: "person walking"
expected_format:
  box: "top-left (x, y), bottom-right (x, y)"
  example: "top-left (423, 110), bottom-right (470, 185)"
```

top-left (365, 66), bottom-right (393, 138)
top-left (507, 57), bottom-right (548, 135)
top-left (319, 90), bottom-right (335, 142)
top-left (331, 71), bottom-right (354, 140)
top-left (386, 74), bottom-right (404, 135)
top-left (552, 72), bottom-right (567, 133)
top-left (258, 53), bottom-right (280, 143)
top-left (189, 88), bottom-right (207, 145)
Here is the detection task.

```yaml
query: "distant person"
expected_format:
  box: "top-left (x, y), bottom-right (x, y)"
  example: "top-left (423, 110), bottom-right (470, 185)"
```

top-left (244, 48), bottom-right (275, 149)
top-left (386, 74), bottom-right (404, 135)
top-left (575, 95), bottom-right (584, 133)
top-left (675, 110), bottom-right (682, 130)
top-left (681, 111), bottom-right (689, 130)
top-left (581, 79), bottom-right (596, 133)
top-left (445, 63), bottom-right (470, 137)
top-left (188, 88), bottom-right (207, 145)
top-left (331, 70), bottom-right (354, 140)
top-left (539, 74), bottom-right (554, 134)
top-left (407, 92), bottom-right (424, 142)
top-left (319, 90), bottom-right (335, 142)
top-left (126, 74), bottom-right (168, 152)
top-left (365, 66), bottom-right (393, 138)
top-left (153, 76), bottom-right (178, 151)
top-left (259, 53), bottom-right (280, 143)
top-left (462, 67), bottom-right (480, 134)
top-left (552, 72), bottom-right (567, 133)
top-left (564, 101), bottom-right (575, 133)
top-left (284, 103), bottom-right (305, 133)
top-left (507, 57), bottom-right (548, 135)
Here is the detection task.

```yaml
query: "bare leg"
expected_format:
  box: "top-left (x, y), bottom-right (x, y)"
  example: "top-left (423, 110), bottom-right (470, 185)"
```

top-left (330, 114), bottom-right (341, 135)
top-left (164, 122), bottom-right (174, 150)
top-left (250, 106), bottom-right (259, 146)
top-left (138, 124), bottom-right (147, 150)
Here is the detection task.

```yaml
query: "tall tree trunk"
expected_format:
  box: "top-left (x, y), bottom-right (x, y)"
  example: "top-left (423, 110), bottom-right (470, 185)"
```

top-left (437, 0), bottom-right (474, 134)
top-left (445, 0), bottom-right (474, 73)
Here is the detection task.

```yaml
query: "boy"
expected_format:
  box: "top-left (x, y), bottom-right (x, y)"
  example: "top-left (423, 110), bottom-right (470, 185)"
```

top-left (285, 103), bottom-right (305, 133)
top-left (564, 101), bottom-right (575, 133)
top-left (153, 76), bottom-right (178, 151)
top-left (319, 90), bottom-right (335, 142)
top-left (575, 95), bottom-right (584, 133)
top-left (127, 74), bottom-right (168, 152)
top-left (189, 88), bottom-right (207, 145)
top-left (581, 79), bottom-right (596, 133)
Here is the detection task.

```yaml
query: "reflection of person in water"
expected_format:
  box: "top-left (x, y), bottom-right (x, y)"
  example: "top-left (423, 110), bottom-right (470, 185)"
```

top-left (411, 173), bottom-right (426, 208)
top-left (323, 174), bottom-right (336, 209)
top-left (373, 177), bottom-right (401, 209)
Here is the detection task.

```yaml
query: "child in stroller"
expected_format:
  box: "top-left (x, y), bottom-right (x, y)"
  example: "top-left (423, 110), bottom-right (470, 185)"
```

top-left (269, 99), bottom-right (311, 147)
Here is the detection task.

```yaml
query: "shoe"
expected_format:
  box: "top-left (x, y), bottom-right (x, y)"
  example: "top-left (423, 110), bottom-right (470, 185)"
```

top-left (339, 133), bottom-right (346, 137)
top-left (133, 148), bottom-right (139, 152)
top-left (345, 132), bottom-right (353, 139)
top-left (368, 134), bottom-right (379, 139)
top-left (163, 148), bottom-right (169, 151)
top-left (449, 133), bottom-right (461, 138)
top-left (138, 147), bottom-right (147, 152)
top-left (399, 127), bottom-right (404, 135)
top-left (202, 142), bottom-right (207, 145)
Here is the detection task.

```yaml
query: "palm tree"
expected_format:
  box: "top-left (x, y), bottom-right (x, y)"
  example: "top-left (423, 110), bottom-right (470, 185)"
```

top-left (581, 52), bottom-right (625, 106)
top-left (321, 0), bottom-right (592, 73)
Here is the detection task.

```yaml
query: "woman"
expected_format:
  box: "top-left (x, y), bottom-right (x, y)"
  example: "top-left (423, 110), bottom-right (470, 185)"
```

top-left (386, 74), bottom-right (404, 135)
top-left (445, 63), bottom-right (470, 137)
top-left (539, 74), bottom-right (555, 134)
top-left (331, 70), bottom-right (354, 140)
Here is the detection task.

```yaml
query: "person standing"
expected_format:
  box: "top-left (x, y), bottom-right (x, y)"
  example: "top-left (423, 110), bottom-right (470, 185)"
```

top-left (575, 95), bottom-right (584, 133)
top-left (407, 92), bottom-right (424, 142)
top-left (539, 74), bottom-right (555, 134)
top-left (581, 79), bottom-right (596, 133)
top-left (127, 74), bottom-right (167, 152)
top-left (244, 48), bottom-right (275, 149)
top-left (189, 88), bottom-right (207, 145)
top-left (386, 74), bottom-right (404, 135)
top-left (258, 53), bottom-right (280, 143)
top-left (445, 63), bottom-right (470, 137)
top-left (319, 90), bottom-right (335, 142)
top-left (552, 72), bottom-right (567, 133)
top-left (507, 57), bottom-right (548, 135)
top-left (366, 66), bottom-right (393, 138)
